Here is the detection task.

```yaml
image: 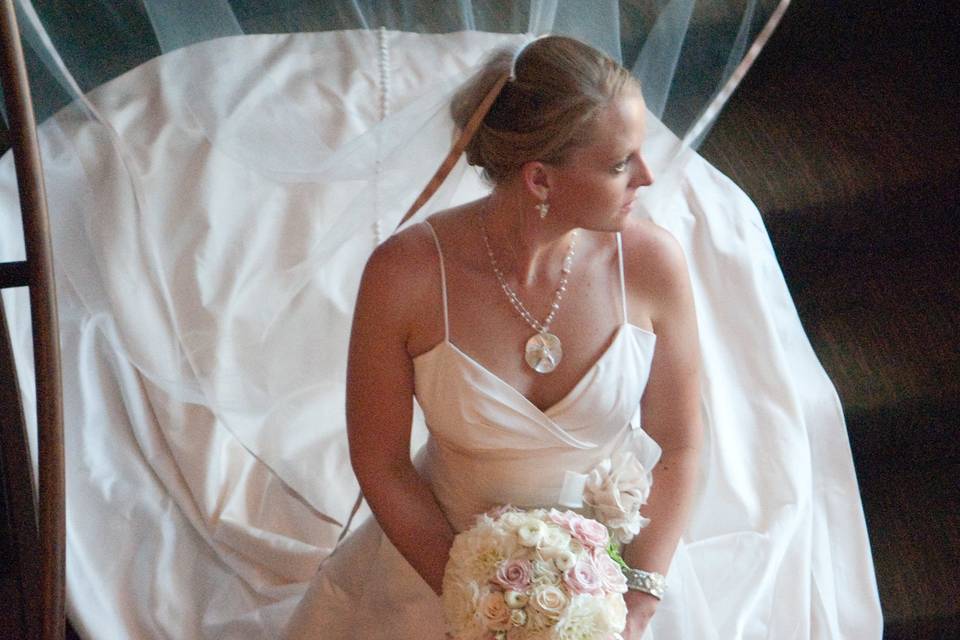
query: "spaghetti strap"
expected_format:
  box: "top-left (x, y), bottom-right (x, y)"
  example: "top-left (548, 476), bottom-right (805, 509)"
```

top-left (615, 233), bottom-right (628, 324)
top-left (423, 221), bottom-right (450, 340)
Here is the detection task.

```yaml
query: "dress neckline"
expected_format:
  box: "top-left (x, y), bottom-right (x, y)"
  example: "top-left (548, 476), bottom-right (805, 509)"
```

top-left (413, 323), bottom-right (655, 415)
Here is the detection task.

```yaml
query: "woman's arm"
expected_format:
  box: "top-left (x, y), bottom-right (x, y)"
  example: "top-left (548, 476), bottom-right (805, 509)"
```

top-left (345, 235), bottom-right (454, 595)
top-left (621, 223), bottom-right (704, 634)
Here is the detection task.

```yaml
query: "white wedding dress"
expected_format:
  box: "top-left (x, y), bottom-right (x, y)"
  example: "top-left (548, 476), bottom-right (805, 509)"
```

top-left (285, 227), bottom-right (715, 639)
top-left (0, 26), bottom-right (881, 640)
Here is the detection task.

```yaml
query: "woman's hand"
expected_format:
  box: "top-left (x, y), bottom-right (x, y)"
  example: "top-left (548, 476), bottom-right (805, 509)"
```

top-left (622, 590), bottom-right (659, 639)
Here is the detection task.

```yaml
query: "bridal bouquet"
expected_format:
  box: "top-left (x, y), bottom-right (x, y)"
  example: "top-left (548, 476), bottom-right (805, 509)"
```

top-left (442, 506), bottom-right (629, 640)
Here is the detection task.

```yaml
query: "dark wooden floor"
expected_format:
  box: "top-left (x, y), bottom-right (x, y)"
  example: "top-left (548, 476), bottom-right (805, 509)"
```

top-left (700, 1), bottom-right (960, 636)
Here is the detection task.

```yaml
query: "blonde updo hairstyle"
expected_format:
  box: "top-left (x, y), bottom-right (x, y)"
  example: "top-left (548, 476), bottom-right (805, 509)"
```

top-left (451, 36), bottom-right (640, 184)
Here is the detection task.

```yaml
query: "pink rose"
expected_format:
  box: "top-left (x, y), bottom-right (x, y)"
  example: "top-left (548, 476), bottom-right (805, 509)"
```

top-left (569, 515), bottom-right (609, 549)
top-left (548, 508), bottom-right (580, 531)
top-left (495, 558), bottom-right (533, 591)
top-left (593, 550), bottom-right (628, 594)
top-left (548, 510), bottom-right (609, 548)
top-left (563, 556), bottom-right (604, 596)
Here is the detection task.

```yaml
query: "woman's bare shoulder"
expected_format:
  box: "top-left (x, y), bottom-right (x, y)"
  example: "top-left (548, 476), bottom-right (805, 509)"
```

top-left (619, 217), bottom-right (689, 296)
top-left (357, 221), bottom-right (441, 322)
top-left (366, 221), bottom-right (437, 269)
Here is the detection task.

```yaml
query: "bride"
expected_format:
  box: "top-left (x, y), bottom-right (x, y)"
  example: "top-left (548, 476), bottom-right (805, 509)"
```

top-left (286, 35), bottom-right (705, 640)
top-left (0, 3), bottom-right (883, 637)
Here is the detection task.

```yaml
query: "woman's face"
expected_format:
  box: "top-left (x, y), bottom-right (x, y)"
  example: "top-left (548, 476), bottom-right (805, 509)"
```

top-left (545, 93), bottom-right (653, 232)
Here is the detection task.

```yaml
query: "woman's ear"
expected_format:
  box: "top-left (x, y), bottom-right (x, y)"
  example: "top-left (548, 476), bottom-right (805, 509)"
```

top-left (520, 161), bottom-right (552, 201)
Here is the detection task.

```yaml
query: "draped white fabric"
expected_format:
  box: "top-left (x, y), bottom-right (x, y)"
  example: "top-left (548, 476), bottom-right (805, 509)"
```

top-left (0, 2), bottom-right (881, 638)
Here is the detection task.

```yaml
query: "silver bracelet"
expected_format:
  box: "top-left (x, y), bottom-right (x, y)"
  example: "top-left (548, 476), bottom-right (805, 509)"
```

top-left (623, 567), bottom-right (666, 600)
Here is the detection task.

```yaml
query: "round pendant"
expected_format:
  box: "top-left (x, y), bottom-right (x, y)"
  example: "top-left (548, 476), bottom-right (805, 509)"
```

top-left (525, 332), bottom-right (562, 374)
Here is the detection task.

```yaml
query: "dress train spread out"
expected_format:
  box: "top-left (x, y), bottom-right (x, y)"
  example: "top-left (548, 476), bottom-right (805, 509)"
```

top-left (0, 29), bottom-right (881, 639)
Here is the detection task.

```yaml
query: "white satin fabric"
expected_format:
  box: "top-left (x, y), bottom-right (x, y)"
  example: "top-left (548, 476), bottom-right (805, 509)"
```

top-left (415, 225), bottom-right (662, 533)
top-left (415, 322), bottom-right (661, 534)
top-left (0, 29), bottom-right (881, 639)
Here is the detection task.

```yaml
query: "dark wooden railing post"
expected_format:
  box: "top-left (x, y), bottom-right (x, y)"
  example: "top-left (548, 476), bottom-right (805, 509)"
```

top-left (0, 1), bottom-right (66, 639)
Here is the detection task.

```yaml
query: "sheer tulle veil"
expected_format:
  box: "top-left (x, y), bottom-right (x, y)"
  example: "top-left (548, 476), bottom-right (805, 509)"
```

top-left (0, 1), bottom-right (880, 638)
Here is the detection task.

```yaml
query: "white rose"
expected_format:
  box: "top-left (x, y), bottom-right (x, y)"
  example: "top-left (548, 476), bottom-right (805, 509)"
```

top-left (538, 526), bottom-right (572, 559)
top-left (503, 590), bottom-right (528, 609)
top-left (583, 452), bottom-right (653, 544)
top-left (553, 550), bottom-right (577, 572)
top-left (517, 518), bottom-right (547, 547)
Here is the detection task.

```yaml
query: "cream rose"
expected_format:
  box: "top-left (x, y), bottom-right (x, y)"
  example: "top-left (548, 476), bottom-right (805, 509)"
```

top-left (531, 584), bottom-right (568, 620)
top-left (531, 560), bottom-right (562, 587)
top-left (479, 591), bottom-right (513, 631)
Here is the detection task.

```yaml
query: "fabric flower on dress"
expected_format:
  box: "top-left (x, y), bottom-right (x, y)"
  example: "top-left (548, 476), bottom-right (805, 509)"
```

top-left (582, 451), bottom-right (653, 544)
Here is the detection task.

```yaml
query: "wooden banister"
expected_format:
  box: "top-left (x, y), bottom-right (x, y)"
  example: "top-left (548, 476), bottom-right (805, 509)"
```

top-left (0, 0), bottom-right (66, 638)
